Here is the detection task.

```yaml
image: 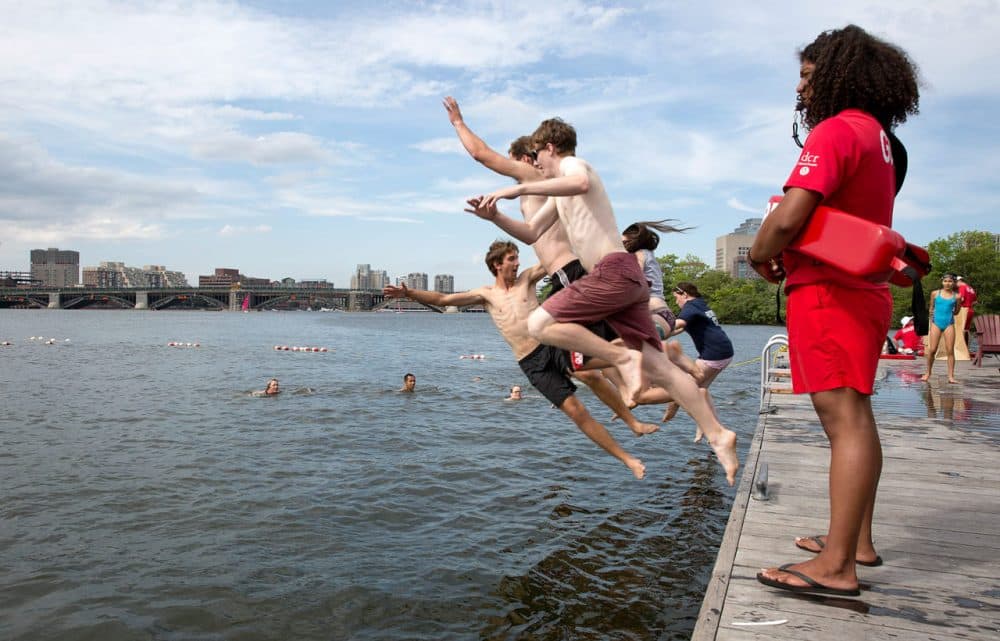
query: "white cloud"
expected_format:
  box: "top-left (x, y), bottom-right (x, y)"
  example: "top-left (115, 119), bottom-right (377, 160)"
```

top-left (412, 137), bottom-right (463, 154)
top-left (218, 224), bottom-right (272, 236)
top-left (727, 198), bottom-right (763, 214)
top-left (191, 131), bottom-right (329, 165)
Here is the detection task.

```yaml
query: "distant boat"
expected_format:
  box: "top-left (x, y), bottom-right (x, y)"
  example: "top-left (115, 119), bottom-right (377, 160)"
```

top-left (241, 295), bottom-right (250, 313)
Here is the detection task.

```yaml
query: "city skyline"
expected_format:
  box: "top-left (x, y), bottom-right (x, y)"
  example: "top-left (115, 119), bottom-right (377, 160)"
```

top-left (1, 2), bottom-right (997, 291)
top-left (14, 247), bottom-right (458, 291)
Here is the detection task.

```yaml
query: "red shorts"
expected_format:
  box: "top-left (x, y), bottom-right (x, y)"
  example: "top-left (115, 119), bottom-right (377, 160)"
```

top-left (542, 252), bottom-right (662, 352)
top-left (786, 283), bottom-right (892, 395)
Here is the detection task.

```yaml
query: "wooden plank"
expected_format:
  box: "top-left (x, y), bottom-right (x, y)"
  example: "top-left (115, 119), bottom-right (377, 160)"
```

top-left (693, 360), bottom-right (1000, 641)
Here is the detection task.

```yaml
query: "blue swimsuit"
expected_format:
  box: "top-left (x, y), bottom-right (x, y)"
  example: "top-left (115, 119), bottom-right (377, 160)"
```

top-left (932, 292), bottom-right (958, 331)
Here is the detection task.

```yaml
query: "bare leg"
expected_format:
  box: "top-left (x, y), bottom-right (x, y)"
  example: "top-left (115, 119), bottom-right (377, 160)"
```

top-left (692, 366), bottom-right (724, 442)
top-left (943, 325), bottom-right (957, 383)
top-left (558, 395), bottom-right (645, 479)
top-left (639, 342), bottom-right (739, 485)
top-left (574, 369), bottom-right (659, 435)
top-left (759, 388), bottom-right (880, 592)
top-left (666, 340), bottom-right (704, 383)
top-left (528, 307), bottom-right (644, 405)
top-left (921, 324), bottom-right (942, 381)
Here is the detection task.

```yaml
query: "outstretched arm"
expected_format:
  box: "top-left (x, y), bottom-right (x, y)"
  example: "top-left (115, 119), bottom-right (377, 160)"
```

top-left (444, 96), bottom-right (538, 183)
top-left (383, 284), bottom-right (485, 308)
top-left (465, 195), bottom-right (558, 244)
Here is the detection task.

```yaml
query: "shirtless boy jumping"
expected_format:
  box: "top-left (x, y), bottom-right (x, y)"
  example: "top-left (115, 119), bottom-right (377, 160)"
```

top-left (444, 96), bottom-right (659, 431)
top-left (383, 240), bottom-right (653, 479)
top-left (466, 118), bottom-right (739, 485)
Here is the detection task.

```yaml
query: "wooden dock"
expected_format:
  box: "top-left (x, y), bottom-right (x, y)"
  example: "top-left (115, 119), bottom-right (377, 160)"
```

top-left (692, 358), bottom-right (1000, 640)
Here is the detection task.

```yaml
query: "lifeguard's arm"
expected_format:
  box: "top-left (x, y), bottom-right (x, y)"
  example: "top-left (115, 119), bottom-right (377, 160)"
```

top-left (670, 318), bottom-right (687, 336)
top-left (954, 295), bottom-right (963, 315)
top-left (750, 187), bottom-right (822, 260)
top-left (444, 97), bottom-right (538, 183)
top-left (465, 196), bottom-right (558, 244)
top-left (383, 284), bottom-right (485, 308)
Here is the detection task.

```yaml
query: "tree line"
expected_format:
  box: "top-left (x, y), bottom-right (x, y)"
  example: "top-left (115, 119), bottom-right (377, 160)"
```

top-left (656, 230), bottom-right (998, 326)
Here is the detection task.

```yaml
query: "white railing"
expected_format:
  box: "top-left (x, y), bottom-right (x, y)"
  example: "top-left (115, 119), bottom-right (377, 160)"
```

top-left (760, 334), bottom-right (791, 411)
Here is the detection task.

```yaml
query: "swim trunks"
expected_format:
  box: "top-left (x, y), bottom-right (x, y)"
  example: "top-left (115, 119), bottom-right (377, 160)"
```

top-left (547, 259), bottom-right (587, 298)
top-left (786, 282), bottom-right (891, 395)
top-left (542, 252), bottom-right (662, 352)
top-left (518, 343), bottom-right (576, 407)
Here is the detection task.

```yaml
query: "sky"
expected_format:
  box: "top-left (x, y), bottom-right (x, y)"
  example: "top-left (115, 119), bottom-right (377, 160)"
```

top-left (1, 1), bottom-right (998, 291)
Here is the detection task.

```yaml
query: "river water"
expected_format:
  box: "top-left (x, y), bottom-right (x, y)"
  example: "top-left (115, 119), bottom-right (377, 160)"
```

top-left (1, 310), bottom-right (780, 641)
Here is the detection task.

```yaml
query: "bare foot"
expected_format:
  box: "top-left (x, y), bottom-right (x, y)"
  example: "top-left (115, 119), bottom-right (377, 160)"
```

top-left (795, 535), bottom-right (880, 565)
top-left (615, 350), bottom-right (644, 407)
top-left (707, 428), bottom-right (739, 486)
top-left (627, 420), bottom-right (660, 436)
top-left (625, 456), bottom-right (646, 480)
top-left (690, 360), bottom-right (706, 384)
top-left (661, 402), bottom-right (679, 423)
top-left (948, 378), bottom-right (958, 384)
top-left (920, 373), bottom-right (929, 381)
top-left (609, 413), bottom-right (620, 422)
top-left (693, 426), bottom-right (704, 443)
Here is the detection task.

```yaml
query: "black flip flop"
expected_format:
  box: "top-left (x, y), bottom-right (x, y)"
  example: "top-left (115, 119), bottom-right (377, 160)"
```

top-left (795, 535), bottom-right (883, 567)
top-left (757, 563), bottom-right (861, 597)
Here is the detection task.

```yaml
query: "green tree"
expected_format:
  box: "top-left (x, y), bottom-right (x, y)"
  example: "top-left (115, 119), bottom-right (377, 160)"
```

top-left (924, 231), bottom-right (999, 314)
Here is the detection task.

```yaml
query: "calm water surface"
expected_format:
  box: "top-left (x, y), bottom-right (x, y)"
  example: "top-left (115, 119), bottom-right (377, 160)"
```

top-left (1, 310), bottom-right (780, 641)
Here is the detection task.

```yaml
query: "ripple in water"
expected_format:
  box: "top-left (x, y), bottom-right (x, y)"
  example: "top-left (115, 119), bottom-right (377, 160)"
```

top-left (0, 311), bottom-right (775, 640)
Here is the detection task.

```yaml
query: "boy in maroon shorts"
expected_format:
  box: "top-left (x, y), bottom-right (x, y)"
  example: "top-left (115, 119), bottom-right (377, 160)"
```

top-left (466, 118), bottom-right (739, 486)
top-left (751, 25), bottom-right (921, 597)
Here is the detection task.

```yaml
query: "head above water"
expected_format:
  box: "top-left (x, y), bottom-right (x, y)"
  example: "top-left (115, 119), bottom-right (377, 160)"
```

top-left (796, 24), bottom-right (920, 131)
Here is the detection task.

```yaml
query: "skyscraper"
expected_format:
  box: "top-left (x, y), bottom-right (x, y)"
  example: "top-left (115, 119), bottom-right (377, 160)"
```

top-left (30, 248), bottom-right (80, 287)
top-left (715, 218), bottom-right (762, 279)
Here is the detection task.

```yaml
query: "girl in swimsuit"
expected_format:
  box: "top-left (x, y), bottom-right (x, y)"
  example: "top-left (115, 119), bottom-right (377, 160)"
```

top-left (922, 274), bottom-right (963, 383)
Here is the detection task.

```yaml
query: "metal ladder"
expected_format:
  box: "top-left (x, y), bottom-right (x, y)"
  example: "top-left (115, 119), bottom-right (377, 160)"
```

top-left (760, 334), bottom-right (793, 411)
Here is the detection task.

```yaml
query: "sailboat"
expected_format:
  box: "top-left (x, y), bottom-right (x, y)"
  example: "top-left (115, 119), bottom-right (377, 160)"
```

top-left (241, 295), bottom-right (250, 313)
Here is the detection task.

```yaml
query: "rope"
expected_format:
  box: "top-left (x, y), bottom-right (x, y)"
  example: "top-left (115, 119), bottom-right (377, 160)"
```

top-left (730, 355), bottom-right (762, 367)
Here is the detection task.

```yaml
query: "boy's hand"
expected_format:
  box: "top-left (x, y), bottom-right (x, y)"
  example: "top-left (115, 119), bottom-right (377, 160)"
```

top-left (443, 96), bottom-right (463, 126)
top-left (383, 284), bottom-right (407, 299)
top-left (465, 197), bottom-right (497, 220)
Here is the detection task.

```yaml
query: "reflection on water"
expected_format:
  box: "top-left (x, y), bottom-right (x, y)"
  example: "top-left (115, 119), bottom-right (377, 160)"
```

top-left (876, 362), bottom-right (999, 438)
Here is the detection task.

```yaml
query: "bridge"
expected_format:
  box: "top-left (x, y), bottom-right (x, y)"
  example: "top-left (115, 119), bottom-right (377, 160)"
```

top-left (0, 286), bottom-right (486, 312)
top-left (0, 286), bottom-right (388, 311)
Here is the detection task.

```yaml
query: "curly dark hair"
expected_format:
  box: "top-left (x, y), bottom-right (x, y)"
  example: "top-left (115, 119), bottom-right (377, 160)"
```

top-left (797, 24), bottom-right (920, 131)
